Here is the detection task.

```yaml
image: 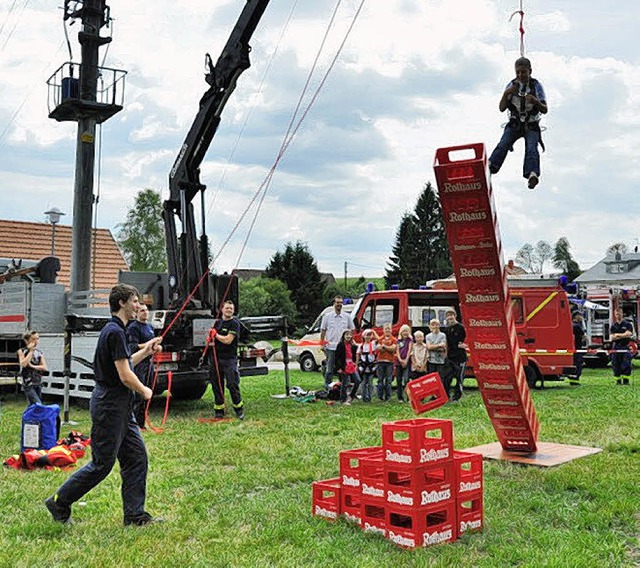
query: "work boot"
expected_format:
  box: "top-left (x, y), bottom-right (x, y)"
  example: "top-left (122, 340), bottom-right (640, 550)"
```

top-left (615, 379), bottom-right (622, 385)
top-left (528, 173), bottom-right (539, 189)
top-left (214, 410), bottom-right (225, 419)
top-left (235, 408), bottom-right (245, 420)
top-left (124, 511), bottom-right (164, 526)
top-left (45, 495), bottom-right (72, 524)
top-left (622, 378), bottom-right (630, 385)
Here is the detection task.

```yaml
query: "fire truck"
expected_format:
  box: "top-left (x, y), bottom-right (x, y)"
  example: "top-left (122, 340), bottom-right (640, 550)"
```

top-left (577, 285), bottom-right (639, 367)
top-left (0, 1), bottom-right (274, 400)
top-left (349, 278), bottom-right (576, 388)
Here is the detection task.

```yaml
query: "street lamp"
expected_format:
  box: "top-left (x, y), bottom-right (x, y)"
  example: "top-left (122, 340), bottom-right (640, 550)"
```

top-left (44, 207), bottom-right (66, 256)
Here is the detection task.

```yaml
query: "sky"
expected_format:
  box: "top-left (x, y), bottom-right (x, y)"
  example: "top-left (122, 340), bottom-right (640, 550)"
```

top-left (1, 0), bottom-right (639, 280)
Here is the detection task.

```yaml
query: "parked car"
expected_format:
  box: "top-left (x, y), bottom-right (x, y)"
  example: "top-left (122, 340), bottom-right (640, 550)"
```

top-left (290, 303), bottom-right (355, 372)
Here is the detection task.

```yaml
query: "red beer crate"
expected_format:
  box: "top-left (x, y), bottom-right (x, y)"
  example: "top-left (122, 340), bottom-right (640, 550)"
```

top-left (311, 478), bottom-right (341, 521)
top-left (361, 502), bottom-right (386, 537)
top-left (360, 452), bottom-right (385, 504)
top-left (382, 419), bottom-right (453, 468)
top-left (384, 461), bottom-right (454, 510)
top-left (339, 446), bottom-right (382, 490)
top-left (386, 502), bottom-right (457, 549)
top-left (406, 373), bottom-right (448, 415)
top-left (456, 490), bottom-right (484, 538)
top-left (341, 487), bottom-right (363, 526)
top-left (453, 451), bottom-right (483, 497)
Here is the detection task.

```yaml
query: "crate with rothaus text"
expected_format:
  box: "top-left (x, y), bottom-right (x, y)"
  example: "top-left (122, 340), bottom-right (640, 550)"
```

top-left (385, 501), bottom-right (457, 549)
top-left (341, 486), bottom-right (363, 526)
top-left (456, 490), bottom-right (484, 539)
top-left (361, 502), bottom-right (387, 537)
top-left (311, 478), bottom-right (341, 521)
top-left (405, 373), bottom-right (449, 415)
top-left (360, 451), bottom-right (385, 505)
top-left (339, 446), bottom-right (382, 490)
top-left (453, 451), bottom-right (483, 497)
top-left (384, 460), bottom-right (455, 511)
top-left (382, 418), bottom-right (454, 469)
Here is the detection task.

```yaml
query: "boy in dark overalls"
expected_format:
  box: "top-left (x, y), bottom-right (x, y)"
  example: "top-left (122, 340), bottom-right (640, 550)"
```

top-left (45, 284), bottom-right (162, 525)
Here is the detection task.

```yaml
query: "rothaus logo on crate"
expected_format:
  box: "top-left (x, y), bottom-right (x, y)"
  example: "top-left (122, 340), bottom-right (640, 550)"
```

top-left (382, 446), bottom-right (453, 466)
top-left (442, 181), bottom-right (482, 194)
top-left (468, 318), bottom-right (503, 328)
top-left (460, 519), bottom-right (482, 533)
top-left (464, 292), bottom-right (501, 304)
top-left (342, 474), bottom-right (359, 487)
top-left (388, 531), bottom-right (416, 548)
top-left (343, 512), bottom-right (361, 524)
top-left (423, 528), bottom-right (454, 546)
top-left (362, 483), bottom-right (384, 499)
top-left (421, 488), bottom-right (452, 506)
top-left (477, 362), bottom-right (511, 372)
top-left (387, 491), bottom-right (414, 506)
top-left (473, 341), bottom-right (508, 350)
top-left (459, 481), bottom-right (482, 493)
top-left (448, 210), bottom-right (487, 223)
top-left (314, 505), bottom-right (337, 519)
top-left (363, 522), bottom-right (386, 536)
top-left (459, 266), bottom-right (497, 278)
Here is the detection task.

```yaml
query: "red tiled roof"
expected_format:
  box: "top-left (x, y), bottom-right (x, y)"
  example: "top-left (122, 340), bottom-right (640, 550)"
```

top-left (0, 219), bottom-right (129, 290)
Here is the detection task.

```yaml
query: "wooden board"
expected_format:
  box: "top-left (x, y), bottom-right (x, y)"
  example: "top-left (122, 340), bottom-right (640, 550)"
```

top-left (462, 441), bottom-right (602, 467)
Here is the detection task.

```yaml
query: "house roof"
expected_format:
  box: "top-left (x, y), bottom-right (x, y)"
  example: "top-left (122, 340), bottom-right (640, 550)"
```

top-left (575, 252), bottom-right (640, 286)
top-left (0, 219), bottom-right (128, 290)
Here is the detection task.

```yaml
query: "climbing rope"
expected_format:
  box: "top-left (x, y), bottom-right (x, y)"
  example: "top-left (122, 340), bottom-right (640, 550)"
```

top-left (509, 0), bottom-right (525, 57)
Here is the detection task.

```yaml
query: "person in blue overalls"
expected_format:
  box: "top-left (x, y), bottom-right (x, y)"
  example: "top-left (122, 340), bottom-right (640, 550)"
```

top-left (45, 284), bottom-right (162, 526)
top-left (128, 304), bottom-right (160, 429)
top-left (488, 56), bottom-right (548, 190)
top-left (610, 307), bottom-right (633, 386)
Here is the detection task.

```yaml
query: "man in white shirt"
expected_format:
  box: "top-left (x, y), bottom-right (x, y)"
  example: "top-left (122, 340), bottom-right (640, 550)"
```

top-left (320, 296), bottom-right (354, 388)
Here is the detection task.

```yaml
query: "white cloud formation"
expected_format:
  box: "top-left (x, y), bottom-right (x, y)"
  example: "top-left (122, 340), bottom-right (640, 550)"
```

top-left (1, 0), bottom-right (639, 280)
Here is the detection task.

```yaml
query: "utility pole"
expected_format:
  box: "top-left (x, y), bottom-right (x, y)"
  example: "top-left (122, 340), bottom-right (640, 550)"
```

top-left (344, 261), bottom-right (348, 289)
top-left (47, 1), bottom-right (126, 294)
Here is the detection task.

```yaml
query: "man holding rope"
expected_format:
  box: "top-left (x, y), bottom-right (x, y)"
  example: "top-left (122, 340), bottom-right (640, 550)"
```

top-left (208, 299), bottom-right (245, 420)
top-left (45, 284), bottom-right (162, 526)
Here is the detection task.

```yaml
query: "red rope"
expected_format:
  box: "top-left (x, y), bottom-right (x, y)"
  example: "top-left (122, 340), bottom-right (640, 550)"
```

top-left (509, 0), bottom-right (525, 57)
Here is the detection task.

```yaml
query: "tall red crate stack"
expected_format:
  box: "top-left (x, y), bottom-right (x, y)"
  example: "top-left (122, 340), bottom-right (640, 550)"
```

top-left (433, 142), bottom-right (539, 452)
top-left (312, 418), bottom-right (484, 549)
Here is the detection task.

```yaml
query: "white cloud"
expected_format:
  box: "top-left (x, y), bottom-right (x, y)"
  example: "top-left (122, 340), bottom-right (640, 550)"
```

top-left (1, 0), bottom-right (639, 280)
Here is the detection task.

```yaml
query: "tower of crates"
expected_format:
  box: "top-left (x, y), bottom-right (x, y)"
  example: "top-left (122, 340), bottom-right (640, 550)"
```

top-left (312, 417), bottom-right (483, 549)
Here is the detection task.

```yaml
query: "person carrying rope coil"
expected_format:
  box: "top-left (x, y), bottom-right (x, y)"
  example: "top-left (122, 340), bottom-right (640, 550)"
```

top-left (207, 299), bottom-right (245, 420)
top-left (488, 56), bottom-right (547, 189)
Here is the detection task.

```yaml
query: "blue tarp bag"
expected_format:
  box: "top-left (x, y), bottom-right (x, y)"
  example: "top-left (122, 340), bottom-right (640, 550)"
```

top-left (21, 403), bottom-right (60, 451)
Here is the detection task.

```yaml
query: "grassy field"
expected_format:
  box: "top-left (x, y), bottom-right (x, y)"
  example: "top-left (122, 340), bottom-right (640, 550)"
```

top-left (0, 366), bottom-right (638, 568)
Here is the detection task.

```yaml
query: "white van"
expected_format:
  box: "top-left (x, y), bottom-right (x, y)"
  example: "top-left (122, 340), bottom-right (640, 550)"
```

top-left (290, 303), bottom-right (355, 372)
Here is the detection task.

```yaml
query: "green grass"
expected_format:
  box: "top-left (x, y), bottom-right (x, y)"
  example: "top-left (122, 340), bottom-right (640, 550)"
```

top-left (0, 366), bottom-right (638, 567)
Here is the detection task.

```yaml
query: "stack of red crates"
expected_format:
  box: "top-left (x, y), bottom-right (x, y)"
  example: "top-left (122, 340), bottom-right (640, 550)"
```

top-left (312, 418), bottom-right (484, 548)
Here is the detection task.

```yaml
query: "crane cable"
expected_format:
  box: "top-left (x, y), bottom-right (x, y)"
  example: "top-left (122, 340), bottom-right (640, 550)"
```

top-left (509, 0), bottom-right (526, 57)
top-left (215, 0), bottom-right (368, 272)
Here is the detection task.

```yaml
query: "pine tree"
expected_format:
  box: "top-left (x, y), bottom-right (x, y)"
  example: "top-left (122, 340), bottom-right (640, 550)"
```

top-left (265, 241), bottom-right (326, 326)
top-left (385, 183), bottom-right (452, 288)
top-left (553, 237), bottom-right (581, 281)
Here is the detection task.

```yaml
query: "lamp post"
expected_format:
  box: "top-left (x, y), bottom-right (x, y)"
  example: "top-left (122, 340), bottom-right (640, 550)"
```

top-left (44, 207), bottom-right (66, 256)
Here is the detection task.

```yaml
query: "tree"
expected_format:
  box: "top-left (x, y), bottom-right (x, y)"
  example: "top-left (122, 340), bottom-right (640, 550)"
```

top-left (117, 188), bottom-right (167, 271)
top-left (515, 240), bottom-right (553, 273)
top-left (607, 242), bottom-right (628, 257)
top-left (553, 237), bottom-right (581, 281)
top-left (265, 241), bottom-right (326, 326)
top-left (239, 277), bottom-right (297, 321)
top-left (385, 182), bottom-right (452, 289)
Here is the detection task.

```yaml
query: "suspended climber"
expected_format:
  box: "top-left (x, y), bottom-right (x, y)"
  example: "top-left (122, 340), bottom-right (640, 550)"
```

top-left (488, 3), bottom-right (547, 189)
